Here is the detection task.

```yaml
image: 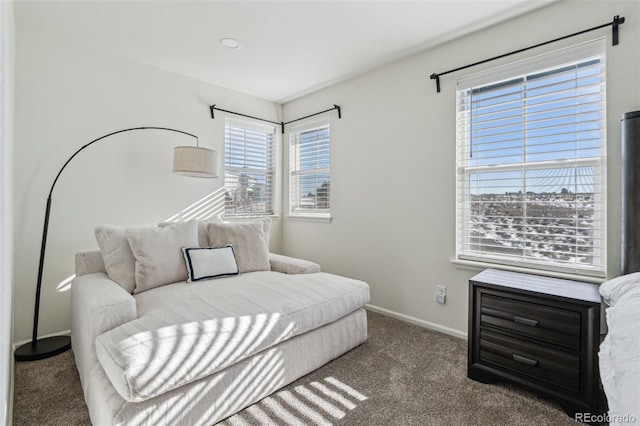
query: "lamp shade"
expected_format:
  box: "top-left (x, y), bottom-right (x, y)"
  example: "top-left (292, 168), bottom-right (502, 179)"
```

top-left (173, 146), bottom-right (220, 178)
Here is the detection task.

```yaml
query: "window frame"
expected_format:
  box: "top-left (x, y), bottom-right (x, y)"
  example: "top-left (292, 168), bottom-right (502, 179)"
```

top-left (455, 39), bottom-right (607, 278)
top-left (223, 118), bottom-right (276, 217)
top-left (288, 118), bottom-right (332, 220)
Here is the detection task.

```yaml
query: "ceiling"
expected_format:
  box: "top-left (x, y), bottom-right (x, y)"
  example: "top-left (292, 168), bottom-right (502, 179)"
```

top-left (14, 1), bottom-right (554, 103)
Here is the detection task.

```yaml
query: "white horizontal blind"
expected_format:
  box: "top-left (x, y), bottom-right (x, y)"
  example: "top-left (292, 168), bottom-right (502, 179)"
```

top-left (289, 121), bottom-right (330, 215)
top-left (456, 41), bottom-right (606, 276)
top-left (224, 121), bottom-right (274, 216)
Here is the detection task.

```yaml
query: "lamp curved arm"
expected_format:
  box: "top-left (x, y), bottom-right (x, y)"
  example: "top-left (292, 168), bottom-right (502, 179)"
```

top-left (47, 126), bottom-right (198, 199)
top-left (18, 126), bottom-right (200, 361)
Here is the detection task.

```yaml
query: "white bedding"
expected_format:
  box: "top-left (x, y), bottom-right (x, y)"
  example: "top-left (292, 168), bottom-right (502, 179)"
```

top-left (95, 271), bottom-right (370, 402)
top-left (599, 273), bottom-right (640, 425)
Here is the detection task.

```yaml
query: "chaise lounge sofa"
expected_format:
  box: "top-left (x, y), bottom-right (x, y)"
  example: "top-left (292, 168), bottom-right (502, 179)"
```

top-left (71, 219), bottom-right (370, 425)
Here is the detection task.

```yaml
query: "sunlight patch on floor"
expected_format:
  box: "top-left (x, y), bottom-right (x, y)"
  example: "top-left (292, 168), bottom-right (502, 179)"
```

top-left (277, 390), bottom-right (332, 426)
top-left (221, 376), bottom-right (367, 425)
top-left (294, 385), bottom-right (345, 418)
top-left (324, 376), bottom-right (367, 401)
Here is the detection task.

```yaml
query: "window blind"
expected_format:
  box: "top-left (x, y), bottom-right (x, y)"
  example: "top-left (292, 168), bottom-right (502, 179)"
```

top-left (289, 121), bottom-right (331, 215)
top-left (456, 41), bottom-right (606, 276)
top-left (224, 121), bottom-right (274, 216)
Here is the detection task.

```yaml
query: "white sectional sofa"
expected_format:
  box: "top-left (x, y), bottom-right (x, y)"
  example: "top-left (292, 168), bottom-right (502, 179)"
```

top-left (71, 219), bottom-right (369, 425)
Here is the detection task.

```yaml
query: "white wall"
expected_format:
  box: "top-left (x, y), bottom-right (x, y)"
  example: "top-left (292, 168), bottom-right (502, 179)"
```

top-left (1, 1), bottom-right (15, 422)
top-left (282, 1), bottom-right (640, 336)
top-left (13, 0), bottom-right (640, 344)
top-left (13, 31), bottom-right (282, 342)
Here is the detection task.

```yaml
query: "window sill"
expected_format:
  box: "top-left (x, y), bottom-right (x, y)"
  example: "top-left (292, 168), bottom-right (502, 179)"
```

top-left (450, 258), bottom-right (606, 284)
top-left (286, 215), bottom-right (332, 223)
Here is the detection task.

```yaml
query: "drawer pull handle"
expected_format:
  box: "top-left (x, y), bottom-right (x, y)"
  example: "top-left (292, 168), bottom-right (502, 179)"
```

top-left (512, 353), bottom-right (539, 366)
top-left (513, 316), bottom-right (539, 327)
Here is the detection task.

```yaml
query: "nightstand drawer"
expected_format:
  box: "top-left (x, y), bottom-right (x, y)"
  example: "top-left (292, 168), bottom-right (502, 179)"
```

top-left (480, 293), bottom-right (581, 349)
top-left (480, 330), bottom-right (580, 392)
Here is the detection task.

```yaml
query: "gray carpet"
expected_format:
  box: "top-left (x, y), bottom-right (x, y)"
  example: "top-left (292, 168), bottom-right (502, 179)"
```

top-left (13, 311), bottom-right (582, 425)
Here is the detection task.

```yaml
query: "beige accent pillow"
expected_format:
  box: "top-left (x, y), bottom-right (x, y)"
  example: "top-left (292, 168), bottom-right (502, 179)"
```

top-left (94, 225), bottom-right (137, 293)
top-left (252, 217), bottom-right (272, 250)
top-left (126, 221), bottom-right (199, 293)
top-left (206, 222), bottom-right (270, 273)
top-left (158, 217), bottom-right (222, 248)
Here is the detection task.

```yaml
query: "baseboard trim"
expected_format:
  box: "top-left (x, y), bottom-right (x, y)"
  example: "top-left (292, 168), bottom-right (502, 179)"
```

top-left (12, 329), bottom-right (71, 352)
top-left (365, 304), bottom-right (468, 340)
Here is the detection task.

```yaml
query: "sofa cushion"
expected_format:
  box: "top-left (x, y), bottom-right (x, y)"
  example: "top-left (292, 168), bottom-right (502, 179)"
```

top-left (126, 221), bottom-right (198, 293)
top-left (182, 245), bottom-right (239, 282)
top-left (94, 225), bottom-right (137, 293)
top-left (95, 271), bottom-right (370, 402)
top-left (207, 222), bottom-right (270, 273)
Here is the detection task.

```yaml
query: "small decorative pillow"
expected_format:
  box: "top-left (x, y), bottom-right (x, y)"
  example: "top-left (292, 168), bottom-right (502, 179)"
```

top-left (207, 222), bottom-right (270, 273)
top-left (182, 245), bottom-right (239, 282)
top-left (94, 224), bottom-right (137, 294)
top-left (126, 221), bottom-right (199, 293)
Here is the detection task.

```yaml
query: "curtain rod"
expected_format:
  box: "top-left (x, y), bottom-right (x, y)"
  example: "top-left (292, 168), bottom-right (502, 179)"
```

top-left (209, 104), bottom-right (342, 134)
top-left (429, 15), bottom-right (625, 93)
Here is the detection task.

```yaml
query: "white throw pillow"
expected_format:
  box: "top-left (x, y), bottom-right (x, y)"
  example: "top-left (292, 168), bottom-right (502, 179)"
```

top-left (182, 245), bottom-right (239, 282)
top-left (207, 222), bottom-right (270, 273)
top-left (94, 224), bottom-right (137, 294)
top-left (126, 221), bottom-right (199, 293)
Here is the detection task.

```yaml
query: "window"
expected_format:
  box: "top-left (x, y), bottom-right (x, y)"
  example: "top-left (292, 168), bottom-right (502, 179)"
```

top-left (224, 120), bottom-right (275, 216)
top-left (456, 40), bottom-right (606, 277)
top-left (289, 120), bottom-right (331, 217)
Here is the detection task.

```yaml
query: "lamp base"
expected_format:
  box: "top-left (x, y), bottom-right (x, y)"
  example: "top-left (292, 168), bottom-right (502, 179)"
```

top-left (14, 335), bottom-right (71, 362)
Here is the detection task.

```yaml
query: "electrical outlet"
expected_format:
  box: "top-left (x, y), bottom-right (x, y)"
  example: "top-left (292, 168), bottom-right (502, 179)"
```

top-left (436, 285), bottom-right (446, 304)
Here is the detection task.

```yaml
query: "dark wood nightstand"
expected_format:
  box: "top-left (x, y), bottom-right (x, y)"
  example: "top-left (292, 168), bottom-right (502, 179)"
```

top-left (468, 269), bottom-right (603, 420)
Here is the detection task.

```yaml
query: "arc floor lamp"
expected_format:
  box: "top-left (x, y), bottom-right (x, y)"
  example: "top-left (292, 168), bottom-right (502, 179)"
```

top-left (14, 126), bottom-right (219, 362)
